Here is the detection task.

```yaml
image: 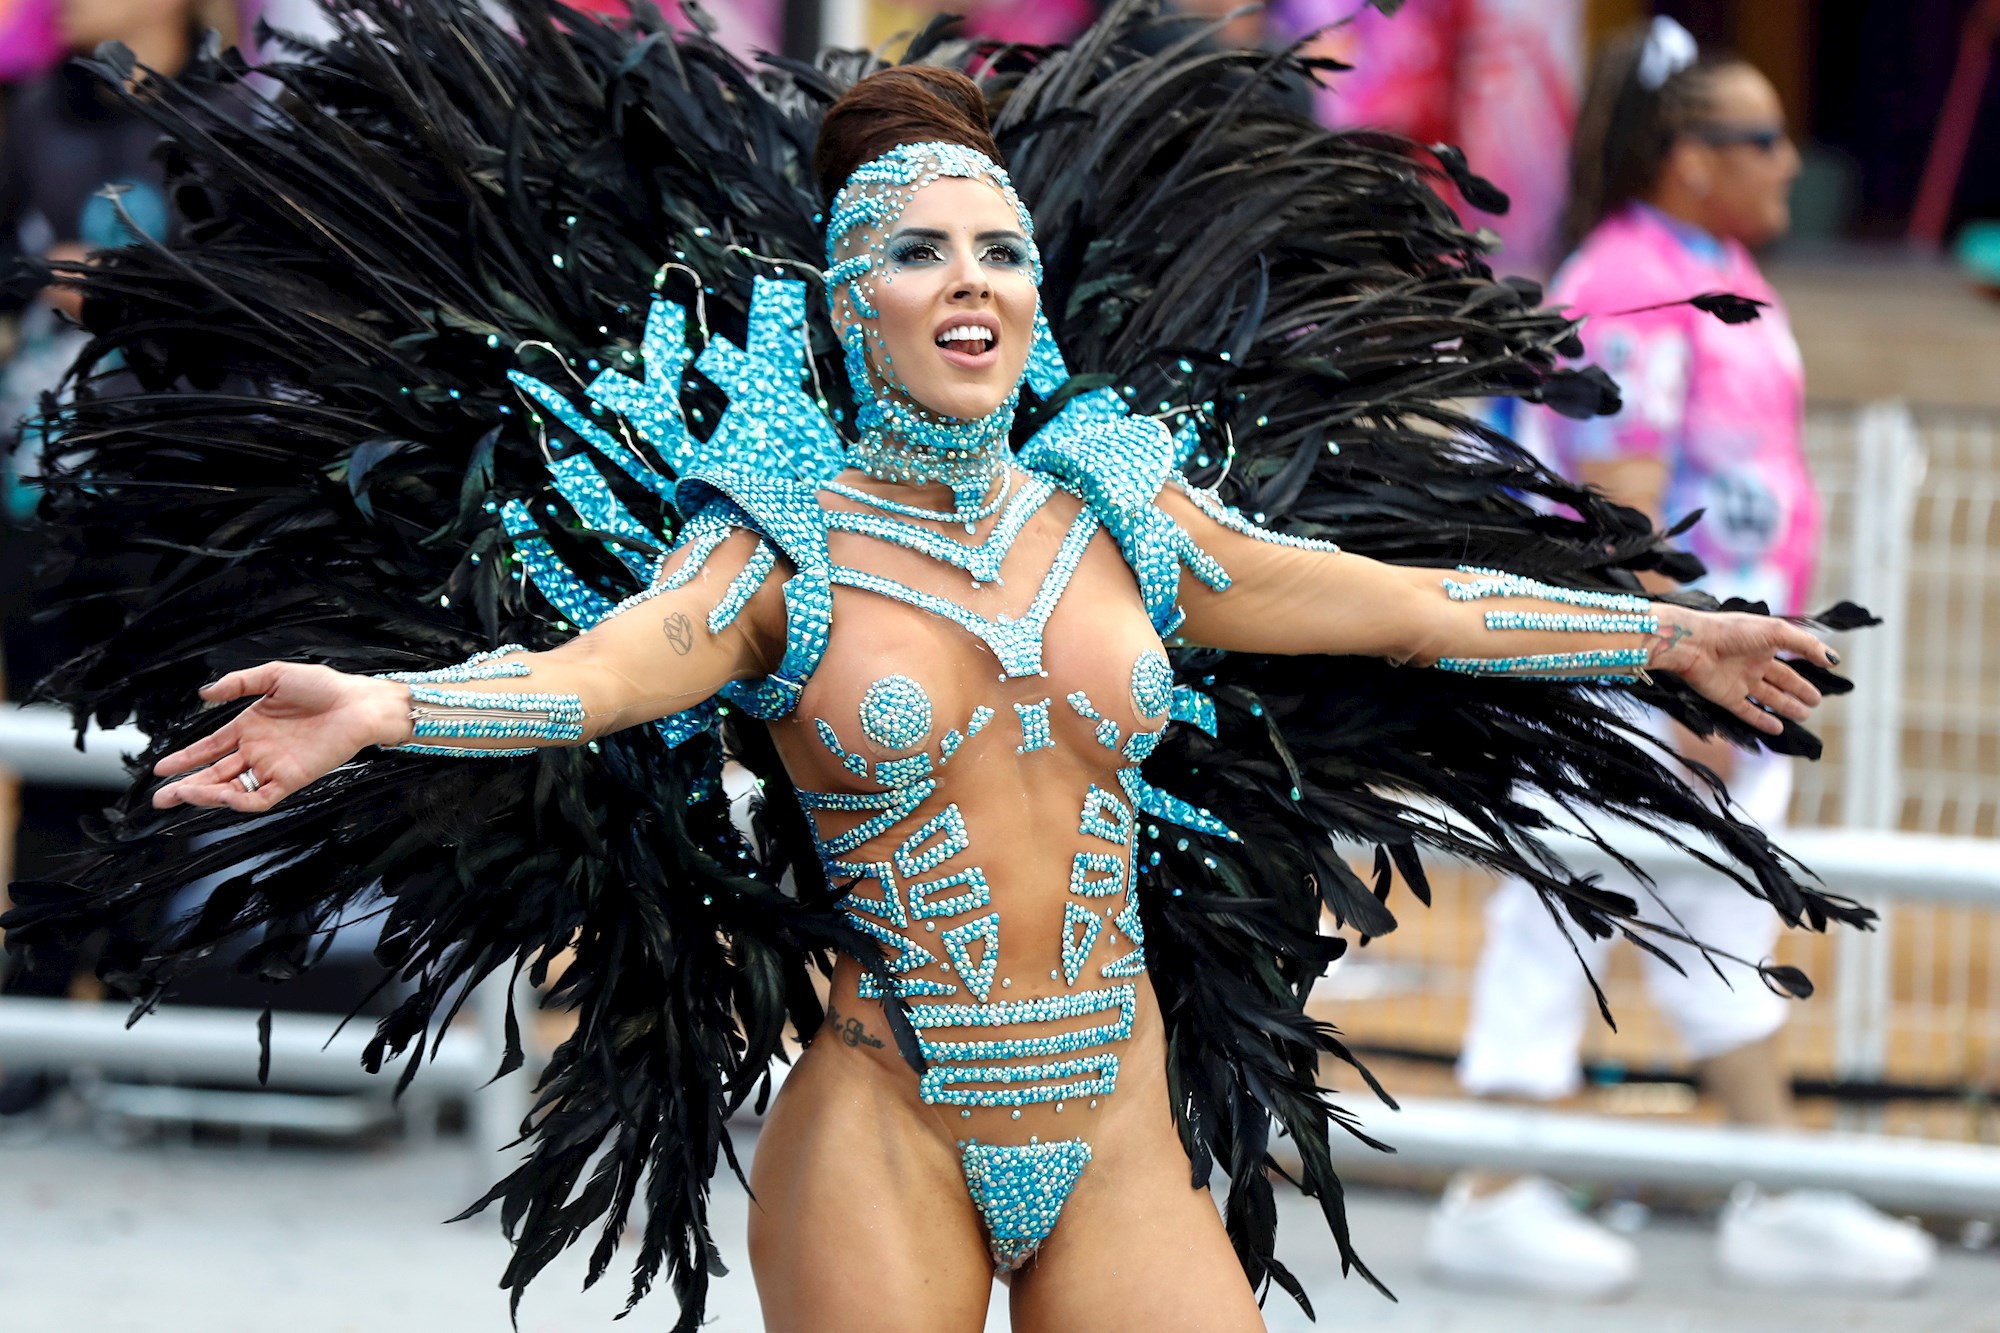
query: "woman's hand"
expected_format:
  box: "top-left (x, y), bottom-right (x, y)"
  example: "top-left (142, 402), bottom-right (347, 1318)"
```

top-left (1647, 606), bottom-right (1838, 736)
top-left (152, 663), bottom-right (411, 812)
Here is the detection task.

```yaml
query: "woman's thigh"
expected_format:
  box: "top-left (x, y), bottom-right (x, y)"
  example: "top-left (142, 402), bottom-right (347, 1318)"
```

top-left (747, 1043), bottom-right (995, 1333)
top-left (1004, 1147), bottom-right (1264, 1333)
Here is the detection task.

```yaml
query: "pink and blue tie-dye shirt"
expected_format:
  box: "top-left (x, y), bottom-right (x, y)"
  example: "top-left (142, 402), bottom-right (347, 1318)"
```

top-left (1526, 204), bottom-right (1821, 614)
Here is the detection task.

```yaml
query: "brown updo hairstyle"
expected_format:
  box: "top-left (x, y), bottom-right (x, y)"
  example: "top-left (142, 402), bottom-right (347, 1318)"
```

top-left (812, 67), bottom-right (1005, 205)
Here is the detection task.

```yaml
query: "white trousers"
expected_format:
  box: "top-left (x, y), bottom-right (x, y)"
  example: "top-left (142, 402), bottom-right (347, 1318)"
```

top-left (1456, 732), bottom-right (1794, 1101)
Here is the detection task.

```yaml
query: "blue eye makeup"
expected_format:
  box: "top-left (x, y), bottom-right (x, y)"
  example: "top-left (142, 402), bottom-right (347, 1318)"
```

top-left (883, 229), bottom-right (1032, 270)
top-left (888, 237), bottom-right (945, 266)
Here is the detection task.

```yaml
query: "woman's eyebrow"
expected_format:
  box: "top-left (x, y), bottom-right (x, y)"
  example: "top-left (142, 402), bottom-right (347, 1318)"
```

top-left (884, 226), bottom-right (1027, 243)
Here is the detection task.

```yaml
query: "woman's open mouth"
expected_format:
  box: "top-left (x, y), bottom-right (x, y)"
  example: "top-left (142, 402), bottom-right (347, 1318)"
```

top-left (934, 318), bottom-right (1000, 370)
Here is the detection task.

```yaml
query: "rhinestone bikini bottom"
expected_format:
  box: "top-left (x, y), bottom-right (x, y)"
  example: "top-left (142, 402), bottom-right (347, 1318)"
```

top-left (959, 1136), bottom-right (1093, 1270)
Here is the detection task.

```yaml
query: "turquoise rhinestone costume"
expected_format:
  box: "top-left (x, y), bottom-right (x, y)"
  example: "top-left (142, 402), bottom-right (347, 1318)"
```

top-left (388, 141), bottom-right (1664, 1267)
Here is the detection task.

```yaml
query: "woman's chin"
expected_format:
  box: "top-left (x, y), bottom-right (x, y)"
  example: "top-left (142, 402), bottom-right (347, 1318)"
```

top-left (906, 387), bottom-right (1012, 423)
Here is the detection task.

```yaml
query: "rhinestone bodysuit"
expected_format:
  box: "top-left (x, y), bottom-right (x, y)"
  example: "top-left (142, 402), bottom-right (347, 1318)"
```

top-left (714, 450), bottom-right (1209, 1270)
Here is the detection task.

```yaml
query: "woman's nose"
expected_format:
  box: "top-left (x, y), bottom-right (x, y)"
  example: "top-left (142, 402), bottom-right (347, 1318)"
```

top-left (947, 251), bottom-right (988, 300)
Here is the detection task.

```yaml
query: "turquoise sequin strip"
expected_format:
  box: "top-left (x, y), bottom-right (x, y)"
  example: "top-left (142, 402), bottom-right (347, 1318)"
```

top-left (1015, 699), bottom-right (1054, 754)
top-left (400, 684), bottom-right (585, 747)
top-left (1483, 610), bottom-right (1658, 635)
top-left (960, 1139), bottom-right (1092, 1270)
top-left (913, 985), bottom-right (1137, 1062)
top-left (394, 743), bottom-right (537, 758)
top-left (1436, 647), bottom-right (1652, 680)
top-left (381, 644), bottom-right (531, 684)
top-left (921, 1053), bottom-right (1120, 1108)
top-left (1443, 566), bottom-right (1654, 612)
top-left (822, 470), bottom-right (1013, 528)
top-left (830, 507), bottom-right (1101, 679)
top-left (1437, 569), bottom-right (1657, 680)
top-left (798, 780), bottom-right (935, 857)
top-left (705, 539), bottom-right (775, 633)
top-left (821, 473), bottom-right (1055, 582)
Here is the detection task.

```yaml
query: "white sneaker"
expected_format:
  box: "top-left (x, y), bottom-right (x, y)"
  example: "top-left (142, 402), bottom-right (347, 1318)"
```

top-left (1716, 1185), bottom-right (1937, 1292)
top-left (1423, 1175), bottom-right (1640, 1298)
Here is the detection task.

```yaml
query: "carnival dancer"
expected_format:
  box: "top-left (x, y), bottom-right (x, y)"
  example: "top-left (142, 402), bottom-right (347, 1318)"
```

top-left (3, 4), bottom-right (1870, 1328)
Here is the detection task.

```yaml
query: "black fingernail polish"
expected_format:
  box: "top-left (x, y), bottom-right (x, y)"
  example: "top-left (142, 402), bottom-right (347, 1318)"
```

top-left (1827, 650), bottom-right (1841, 666)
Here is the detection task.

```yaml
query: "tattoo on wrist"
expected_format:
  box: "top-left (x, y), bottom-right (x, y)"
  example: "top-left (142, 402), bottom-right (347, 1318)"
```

top-left (1649, 621), bottom-right (1693, 660)
top-left (821, 1000), bottom-right (884, 1050)
top-left (662, 612), bottom-right (694, 655)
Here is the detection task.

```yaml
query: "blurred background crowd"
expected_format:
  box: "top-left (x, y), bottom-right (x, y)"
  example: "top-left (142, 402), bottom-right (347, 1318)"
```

top-left (1, 1), bottom-right (1998, 1328)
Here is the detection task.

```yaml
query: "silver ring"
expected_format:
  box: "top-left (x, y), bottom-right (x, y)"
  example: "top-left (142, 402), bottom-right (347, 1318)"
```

top-left (237, 769), bottom-right (261, 793)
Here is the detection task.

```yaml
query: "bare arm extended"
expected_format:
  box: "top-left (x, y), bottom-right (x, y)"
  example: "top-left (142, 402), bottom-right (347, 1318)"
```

top-left (1157, 482), bottom-right (1835, 736)
top-left (152, 528), bottom-right (785, 812)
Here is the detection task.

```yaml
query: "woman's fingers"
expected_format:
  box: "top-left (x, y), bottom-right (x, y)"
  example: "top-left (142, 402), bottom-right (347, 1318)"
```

top-left (1728, 692), bottom-right (1786, 735)
top-left (159, 663), bottom-right (288, 778)
top-left (199, 662), bottom-right (285, 704)
top-left (153, 719), bottom-right (242, 776)
top-left (1763, 660), bottom-right (1822, 711)
top-left (1755, 678), bottom-right (1813, 723)
top-left (1779, 623), bottom-right (1837, 668)
top-left (152, 749), bottom-right (285, 811)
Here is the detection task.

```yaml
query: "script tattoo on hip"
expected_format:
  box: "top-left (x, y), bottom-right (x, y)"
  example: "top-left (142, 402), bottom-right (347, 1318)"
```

top-left (821, 1000), bottom-right (884, 1050)
top-left (662, 611), bottom-right (695, 655)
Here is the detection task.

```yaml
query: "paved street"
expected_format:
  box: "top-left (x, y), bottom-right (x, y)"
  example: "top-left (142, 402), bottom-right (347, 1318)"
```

top-left (3, 1116), bottom-right (1995, 1332)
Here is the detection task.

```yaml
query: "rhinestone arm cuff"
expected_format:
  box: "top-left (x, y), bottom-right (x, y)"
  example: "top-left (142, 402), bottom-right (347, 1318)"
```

top-left (1434, 566), bottom-right (1659, 682)
top-left (388, 682), bottom-right (586, 756)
